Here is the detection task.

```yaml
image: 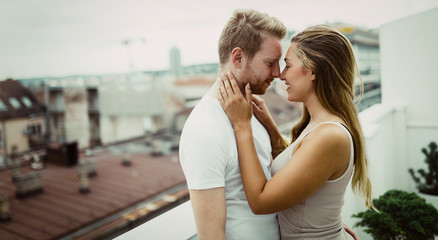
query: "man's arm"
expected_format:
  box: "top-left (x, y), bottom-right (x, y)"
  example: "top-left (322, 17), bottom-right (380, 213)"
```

top-left (190, 188), bottom-right (227, 240)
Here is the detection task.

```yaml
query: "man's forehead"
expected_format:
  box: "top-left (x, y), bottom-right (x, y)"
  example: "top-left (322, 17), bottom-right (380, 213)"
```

top-left (258, 44), bottom-right (282, 60)
top-left (258, 35), bottom-right (282, 59)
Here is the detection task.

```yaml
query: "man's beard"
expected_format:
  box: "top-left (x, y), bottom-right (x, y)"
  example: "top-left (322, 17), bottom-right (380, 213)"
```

top-left (241, 64), bottom-right (272, 95)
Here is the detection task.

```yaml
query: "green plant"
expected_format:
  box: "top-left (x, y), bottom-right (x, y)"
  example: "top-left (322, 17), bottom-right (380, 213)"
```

top-left (409, 141), bottom-right (438, 195)
top-left (352, 189), bottom-right (438, 240)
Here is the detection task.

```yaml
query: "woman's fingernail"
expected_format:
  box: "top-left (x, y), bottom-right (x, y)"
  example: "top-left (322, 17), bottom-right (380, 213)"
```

top-left (246, 83), bottom-right (250, 89)
top-left (227, 71), bottom-right (231, 76)
top-left (221, 72), bottom-right (225, 78)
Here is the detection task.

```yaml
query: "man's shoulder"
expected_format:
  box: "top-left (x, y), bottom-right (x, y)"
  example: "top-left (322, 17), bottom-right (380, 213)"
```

top-left (183, 95), bottom-right (230, 131)
top-left (179, 95), bottom-right (235, 155)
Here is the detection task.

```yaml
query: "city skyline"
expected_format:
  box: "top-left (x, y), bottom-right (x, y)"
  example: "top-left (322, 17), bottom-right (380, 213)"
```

top-left (1, 0), bottom-right (438, 79)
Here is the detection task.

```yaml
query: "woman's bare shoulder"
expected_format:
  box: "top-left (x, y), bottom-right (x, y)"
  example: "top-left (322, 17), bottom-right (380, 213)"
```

top-left (303, 123), bottom-right (350, 152)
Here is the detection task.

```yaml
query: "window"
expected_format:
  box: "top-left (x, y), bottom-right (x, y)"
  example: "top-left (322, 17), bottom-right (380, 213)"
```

top-left (9, 98), bottom-right (21, 109)
top-left (25, 124), bottom-right (42, 137)
top-left (0, 100), bottom-right (7, 111)
top-left (21, 97), bottom-right (33, 108)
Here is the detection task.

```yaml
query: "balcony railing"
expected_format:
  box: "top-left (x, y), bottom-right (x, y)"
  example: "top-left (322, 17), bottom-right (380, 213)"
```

top-left (114, 201), bottom-right (197, 240)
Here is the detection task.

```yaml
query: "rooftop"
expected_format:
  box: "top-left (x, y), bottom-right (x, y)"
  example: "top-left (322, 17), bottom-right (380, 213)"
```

top-left (0, 139), bottom-right (187, 239)
top-left (0, 79), bottom-right (45, 120)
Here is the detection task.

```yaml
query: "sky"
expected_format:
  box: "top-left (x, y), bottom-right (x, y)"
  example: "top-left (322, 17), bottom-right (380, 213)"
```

top-left (1, 0), bottom-right (438, 79)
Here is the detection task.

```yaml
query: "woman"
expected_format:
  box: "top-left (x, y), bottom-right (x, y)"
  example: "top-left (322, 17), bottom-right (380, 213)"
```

top-left (218, 24), bottom-right (374, 239)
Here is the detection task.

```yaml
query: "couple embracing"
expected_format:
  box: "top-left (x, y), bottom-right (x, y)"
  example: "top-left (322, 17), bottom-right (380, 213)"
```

top-left (180, 9), bottom-right (373, 240)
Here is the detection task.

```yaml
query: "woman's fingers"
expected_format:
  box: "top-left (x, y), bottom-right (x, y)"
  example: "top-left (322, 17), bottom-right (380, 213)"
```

top-left (218, 72), bottom-right (252, 108)
top-left (252, 102), bottom-right (261, 112)
top-left (221, 72), bottom-right (235, 96)
top-left (252, 95), bottom-right (263, 104)
top-left (245, 83), bottom-right (252, 106)
top-left (227, 72), bottom-right (241, 97)
top-left (217, 79), bottom-right (226, 105)
top-left (219, 80), bottom-right (229, 99)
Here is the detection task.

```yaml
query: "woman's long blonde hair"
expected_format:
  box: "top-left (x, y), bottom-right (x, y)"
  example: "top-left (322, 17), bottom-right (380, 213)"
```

top-left (290, 25), bottom-right (373, 208)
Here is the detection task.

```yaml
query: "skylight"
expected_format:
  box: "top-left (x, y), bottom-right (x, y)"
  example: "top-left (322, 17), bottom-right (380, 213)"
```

top-left (0, 100), bottom-right (7, 111)
top-left (22, 96), bottom-right (33, 108)
top-left (9, 98), bottom-right (21, 109)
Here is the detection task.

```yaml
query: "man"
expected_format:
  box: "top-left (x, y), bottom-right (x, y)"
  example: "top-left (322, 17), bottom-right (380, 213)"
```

top-left (179, 9), bottom-right (286, 239)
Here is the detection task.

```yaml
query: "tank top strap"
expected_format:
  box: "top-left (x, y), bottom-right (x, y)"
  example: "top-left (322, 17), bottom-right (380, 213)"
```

top-left (303, 121), bottom-right (352, 139)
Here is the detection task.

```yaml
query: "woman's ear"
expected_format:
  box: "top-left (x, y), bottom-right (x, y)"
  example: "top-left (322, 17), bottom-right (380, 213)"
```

top-left (231, 47), bottom-right (244, 69)
top-left (310, 71), bottom-right (316, 81)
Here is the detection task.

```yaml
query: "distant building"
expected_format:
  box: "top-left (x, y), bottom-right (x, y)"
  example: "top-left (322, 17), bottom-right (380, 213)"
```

top-left (334, 22), bottom-right (380, 84)
top-left (0, 79), bottom-right (47, 166)
top-left (98, 74), bottom-right (167, 145)
top-left (333, 22), bottom-right (381, 111)
top-left (169, 46), bottom-right (183, 77)
top-left (22, 74), bottom-right (174, 148)
top-left (48, 81), bottom-right (100, 148)
top-left (23, 77), bottom-right (101, 149)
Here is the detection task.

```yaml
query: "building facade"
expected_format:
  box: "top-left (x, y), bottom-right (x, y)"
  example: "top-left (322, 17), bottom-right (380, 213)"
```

top-left (0, 79), bottom-right (46, 166)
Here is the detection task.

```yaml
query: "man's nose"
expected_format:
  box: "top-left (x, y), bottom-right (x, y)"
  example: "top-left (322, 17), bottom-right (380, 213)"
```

top-left (272, 63), bottom-right (280, 78)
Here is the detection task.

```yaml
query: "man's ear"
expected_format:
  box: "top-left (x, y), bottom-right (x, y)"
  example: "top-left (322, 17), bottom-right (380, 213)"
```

top-left (231, 47), bottom-right (244, 68)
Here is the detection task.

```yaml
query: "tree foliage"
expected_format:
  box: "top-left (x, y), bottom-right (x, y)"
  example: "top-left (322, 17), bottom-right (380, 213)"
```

top-left (409, 142), bottom-right (438, 195)
top-left (352, 190), bottom-right (438, 240)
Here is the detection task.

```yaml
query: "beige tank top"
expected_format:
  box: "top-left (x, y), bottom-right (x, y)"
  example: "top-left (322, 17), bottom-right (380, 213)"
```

top-left (271, 121), bottom-right (355, 240)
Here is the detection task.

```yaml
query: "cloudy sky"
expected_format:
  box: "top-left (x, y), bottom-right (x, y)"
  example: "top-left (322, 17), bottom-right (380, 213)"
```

top-left (1, 0), bottom-right (438, 79)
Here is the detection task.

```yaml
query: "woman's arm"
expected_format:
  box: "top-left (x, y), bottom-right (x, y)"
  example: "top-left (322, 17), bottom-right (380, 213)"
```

top-left (252, 96), bottom-right (288, 159)
top-left (218, 73), bottom-right (350, 214)
top-left (237, 125), bottom-right (349, 214)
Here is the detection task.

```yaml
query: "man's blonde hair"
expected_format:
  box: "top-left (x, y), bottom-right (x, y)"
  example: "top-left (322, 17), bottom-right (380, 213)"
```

top-left (218, 9), bottom-right (287, 66)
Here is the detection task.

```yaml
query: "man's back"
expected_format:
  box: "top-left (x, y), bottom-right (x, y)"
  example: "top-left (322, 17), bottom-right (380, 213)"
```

top-left (180, 94), bottom-right (279, 239)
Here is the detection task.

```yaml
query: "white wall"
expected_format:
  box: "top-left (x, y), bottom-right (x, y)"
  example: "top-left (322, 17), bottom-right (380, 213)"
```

top-left (342, 104), bottom-right (410, 240)
top-left (341, 7), bottom-right (438, 239)
top-left (64, 87), bottom-right (90, 148)
top-left (0, 117), bottom-right (45, 154)
top-left (100, 115), bottom-right (144, 145)
top-left (380, 6), bottom-right (438, 193)
top-left (407, 123), bottom-right (438, 192)
top-left (380, 7), bottom-right (438, 124)
top-left (98, 80), bottom-right (164, 116)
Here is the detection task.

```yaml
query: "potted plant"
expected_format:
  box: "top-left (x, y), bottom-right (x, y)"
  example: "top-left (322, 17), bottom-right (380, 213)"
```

top-left (352, 189), bottom-right (438, 240)
top-left (409, 141), bottom-right (438, 210)
top-left (409, 141), bottom-right (438, 195)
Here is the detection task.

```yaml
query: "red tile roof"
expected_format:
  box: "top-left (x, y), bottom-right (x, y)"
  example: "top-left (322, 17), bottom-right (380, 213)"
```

top-left (0, 140), bottom-right (187, 239)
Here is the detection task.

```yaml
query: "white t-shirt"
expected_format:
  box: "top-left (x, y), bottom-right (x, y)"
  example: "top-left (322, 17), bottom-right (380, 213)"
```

top-left (180, 94), bottom-right (279, 240)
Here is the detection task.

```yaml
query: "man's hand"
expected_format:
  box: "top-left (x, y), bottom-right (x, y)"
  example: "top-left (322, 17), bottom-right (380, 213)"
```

top-left (344, 224), bottom-right (360, 240)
